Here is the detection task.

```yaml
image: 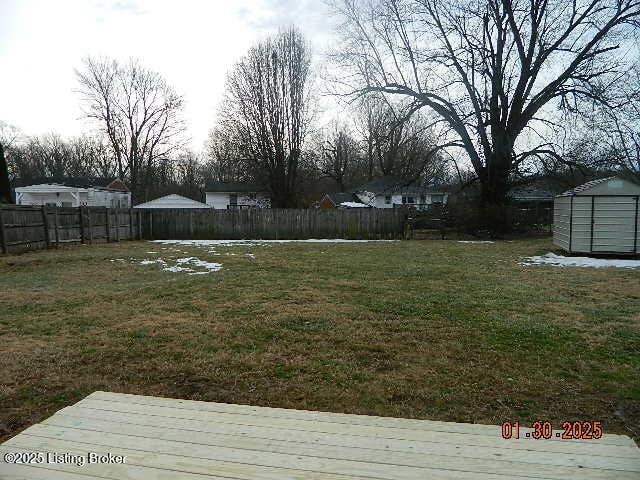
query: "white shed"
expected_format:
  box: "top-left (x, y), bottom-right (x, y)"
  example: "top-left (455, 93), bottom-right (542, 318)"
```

top-left (133, 194), bottom-right (211, 209)
top-left (553, 176), bottom-right (640, 254)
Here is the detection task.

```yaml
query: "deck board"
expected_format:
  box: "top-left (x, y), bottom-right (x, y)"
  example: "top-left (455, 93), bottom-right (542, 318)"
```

top-left (1, 391), bottom-right (639, 479)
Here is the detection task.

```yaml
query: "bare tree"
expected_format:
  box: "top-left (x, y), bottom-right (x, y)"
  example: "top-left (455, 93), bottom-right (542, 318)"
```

top-left (314, 125), bottom-right (360, 191)
top-left (76, 57), bottom-right (187, 200)
top-left (218, 27), bottom-right (312, 207)
top-left (331, 0), bottom-right (640, 204)
top-left (354, 95), bottom-right (451, 182)
top-left (0, 122), bottom-right (21, 202)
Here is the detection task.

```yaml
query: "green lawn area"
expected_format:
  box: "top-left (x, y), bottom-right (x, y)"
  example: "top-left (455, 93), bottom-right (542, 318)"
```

top-left (1, 238), bottom-right (639, 442)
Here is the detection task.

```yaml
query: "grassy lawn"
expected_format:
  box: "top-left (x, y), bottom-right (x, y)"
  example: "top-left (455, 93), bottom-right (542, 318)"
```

top-left (1, 238), bottom-right (639, 443)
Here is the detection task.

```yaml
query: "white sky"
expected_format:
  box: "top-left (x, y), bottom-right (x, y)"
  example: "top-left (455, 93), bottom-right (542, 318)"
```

top-left (0, 0), bottom-right (337, 151)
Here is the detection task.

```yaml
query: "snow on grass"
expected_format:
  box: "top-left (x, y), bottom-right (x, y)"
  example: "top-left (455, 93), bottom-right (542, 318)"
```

top-left (152, 239), bottom-right (397, 246)
top-left (457, 241), bottom-right (495, 244)
top-left (175, 257), bottom-right (223, 271)
top-left (521, 253), bottom-right (640, 269)
top-left (114, 256), bottom-right (223, 275)
top-left (139, 259), bottom-right (167, 265)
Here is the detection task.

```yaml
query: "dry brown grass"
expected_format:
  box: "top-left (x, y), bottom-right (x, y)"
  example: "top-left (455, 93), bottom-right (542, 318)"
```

top-left (1, 238), bottom-right (639, 443)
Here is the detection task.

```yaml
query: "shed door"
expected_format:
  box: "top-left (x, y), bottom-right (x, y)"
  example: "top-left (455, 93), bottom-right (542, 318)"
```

top-left (592, 196), bottom-right (638, 253)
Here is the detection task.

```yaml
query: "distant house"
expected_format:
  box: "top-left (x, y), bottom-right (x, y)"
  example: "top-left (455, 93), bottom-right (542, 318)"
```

top-left (508, 178), bottom-right (564, 207)
top-left (320, 176), bottom-right (447, 210)
top-left (133, 194), bottom-right (211, 209)
top-left (318, 192), bottom-right (370, 209)
top-left (13, 178), bottom-right (131, 208)
top-left (205, 181), bottom-right (271, 210)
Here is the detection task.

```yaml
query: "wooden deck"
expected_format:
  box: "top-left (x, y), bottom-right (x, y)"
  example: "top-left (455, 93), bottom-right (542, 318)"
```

top-left (1, 391), bottom-right (639, 479)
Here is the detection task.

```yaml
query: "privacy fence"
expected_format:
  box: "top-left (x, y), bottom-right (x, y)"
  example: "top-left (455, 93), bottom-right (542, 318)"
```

top-left (0, 205), bottom-right (405, 254)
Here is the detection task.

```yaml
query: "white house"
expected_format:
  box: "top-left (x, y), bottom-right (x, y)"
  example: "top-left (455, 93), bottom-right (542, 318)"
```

top-left (350, 176), bottom-right (448, 210)
top-left (134, 194), bottom-right (211, 209)
top-left (205, 181), bottom-right (271, 210)
top-left (14, 178), bottom-right (131, 208)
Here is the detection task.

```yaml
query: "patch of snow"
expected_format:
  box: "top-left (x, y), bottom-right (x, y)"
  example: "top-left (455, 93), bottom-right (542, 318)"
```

top-left (339, 201), bottom-right (370, 208)
top-left (152, 239), bottom-right (396, 246)
top-left (139, 259), bottom-right (166, 265)
top-left (175, 257), bottom-right (223, 272)
top-left (521, 253), bottom-right (640, 269)
top-left (457, 241), bottom-right (495, 244)
top-left (163, 265), bottom-right (194, 273)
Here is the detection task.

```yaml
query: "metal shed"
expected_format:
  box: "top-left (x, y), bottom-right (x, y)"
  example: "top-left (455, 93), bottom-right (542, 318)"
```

top-left (553, 176), bottom-right (640, 254)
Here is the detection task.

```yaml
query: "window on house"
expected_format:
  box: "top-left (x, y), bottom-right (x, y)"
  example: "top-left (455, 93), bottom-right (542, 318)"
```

top-left (61, 202), bottom-right (72, 207)
top-left (46, 202), bottom-right (57, 207)
top-left (229, 194), bottom-right (238, 205)
top-left (402, 196), bottom-right (415, 204)
top-left (384, 195), bottom-right (392, 204)
top-left (431, 194), bottom-right (444, 203)
top-left (420, 195), bottom-right (426, 204)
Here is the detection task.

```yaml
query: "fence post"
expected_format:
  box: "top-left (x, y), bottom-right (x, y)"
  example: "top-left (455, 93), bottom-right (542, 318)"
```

top-left (87, 208), bottom-right (93, 244)
top-left (79, 206), bottom-right (86, 244)
top-left (115, 209), bottom-right (121, 242)
top-left (137, 210), bottom-right (142, 240)
top-left (105, 208), bottom-right (111, 242)
top-left (0, 207), bottom-right (7, 254)
top-left (129, 208), bottom-right (133, 240)
top-left (149, 211), bottom-right (153, 239)
top-left (41, 206), bottom-right (51, 249)
top-left (54, 206), bottom-right (60, 246)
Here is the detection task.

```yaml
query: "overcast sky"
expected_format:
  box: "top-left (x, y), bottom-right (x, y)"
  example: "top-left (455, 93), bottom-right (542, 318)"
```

top-left (0, 0), bottom-right (337, 150)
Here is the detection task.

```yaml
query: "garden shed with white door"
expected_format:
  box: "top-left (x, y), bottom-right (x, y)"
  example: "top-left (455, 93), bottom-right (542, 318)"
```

top-left (553, 176), bottom-right (640, 254)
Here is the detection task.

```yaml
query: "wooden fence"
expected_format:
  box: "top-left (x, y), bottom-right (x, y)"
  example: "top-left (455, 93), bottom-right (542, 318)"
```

top-left (0, 205), bottom-right (141, 254)
top-left (0, 206), bottom-right (405, 253)
top-left (137, 208), bottom-right (405, 240)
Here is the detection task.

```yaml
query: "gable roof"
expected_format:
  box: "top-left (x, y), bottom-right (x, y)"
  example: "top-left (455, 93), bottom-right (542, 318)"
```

top-left (205, 181), bottom-right (268, 193)
top-left (558, 176), bottom-right (640, 196)
top-left (133, 194), bottom-right (210, 209)
top-left (322, 192), bottom-right (361, 206)
top-left (11, 176), bottom-right (124, 190)
top-left (355, 176), bottom-right (445, 195)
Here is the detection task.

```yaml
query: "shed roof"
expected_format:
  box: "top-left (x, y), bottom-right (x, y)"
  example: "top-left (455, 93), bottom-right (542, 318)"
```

top-left (133, 194), bottom-right (211, 209)
top-left (558, 176), bottom-right (640, 196)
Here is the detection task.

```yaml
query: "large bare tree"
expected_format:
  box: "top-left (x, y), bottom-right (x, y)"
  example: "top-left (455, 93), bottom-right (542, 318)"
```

top-left (218, 27), bottom-right (312, 207)
top-left (332, 0), bottom-right (640, 204)
top-left (314, 125), bottom-right (360, 191)
top-left (76, 57), bottom-right (186, 200)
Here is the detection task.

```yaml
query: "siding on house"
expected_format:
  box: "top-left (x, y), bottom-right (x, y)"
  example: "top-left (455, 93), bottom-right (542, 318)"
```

top-left (205, 192), bottom-right (271, 210)
top-left (15, 184), bottom-right (131, 208)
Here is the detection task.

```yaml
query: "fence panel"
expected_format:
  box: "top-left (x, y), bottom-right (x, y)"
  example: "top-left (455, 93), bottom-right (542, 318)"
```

top-left (0, 205), bottom-right (141, 254)
top-left (0, 205), bottom-right (403, 253)
top-left (136, 208), bottom-right (405, 240)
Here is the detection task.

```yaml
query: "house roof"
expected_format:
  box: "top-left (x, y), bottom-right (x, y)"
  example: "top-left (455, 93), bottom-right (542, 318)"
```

top-left (508, 185), bottom-right (558, 201)
top-left (11, 176), bottom-right (128, 191)
top-left (355, 176), bottom-right (444, 195)
top-left (205, 181), bottom-right (267, 193)
top-left (133, 194), bottom-right (210, 209)
top-left (322, 192), bottom-right (361, 206)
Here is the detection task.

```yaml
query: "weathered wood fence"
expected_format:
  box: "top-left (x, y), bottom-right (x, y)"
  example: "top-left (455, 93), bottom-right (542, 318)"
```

top-left (0, 206), bottom-right (405, 253)
top-left (0, 205), bottom-right (141, 254)
top-left (138, 208), bottom-right (405, 240)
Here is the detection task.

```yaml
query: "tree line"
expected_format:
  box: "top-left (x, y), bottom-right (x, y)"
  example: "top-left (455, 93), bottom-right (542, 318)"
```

top-left (2, 1), bottom-right (640, 208)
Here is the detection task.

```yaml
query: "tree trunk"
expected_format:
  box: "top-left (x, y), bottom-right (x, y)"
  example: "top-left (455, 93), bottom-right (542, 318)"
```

top-left (0, 142), bottom-right (11, 204)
